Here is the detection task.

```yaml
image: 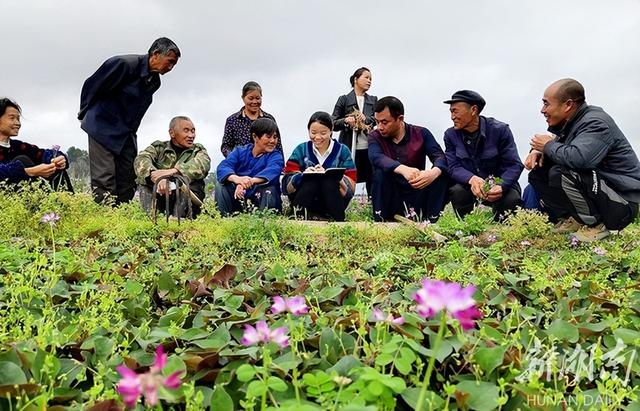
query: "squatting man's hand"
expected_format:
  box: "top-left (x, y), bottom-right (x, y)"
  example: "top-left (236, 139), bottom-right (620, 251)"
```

top-left (530, 133), bottom-right (554, 153)
top-left (409, 168), bottom-right (441, 190)
top-left (469, 176), bottom-right (486, 199)
top-left (150, 168), bottom-right (179, 196)
top-left (524, 150), bottom-right (544, 170)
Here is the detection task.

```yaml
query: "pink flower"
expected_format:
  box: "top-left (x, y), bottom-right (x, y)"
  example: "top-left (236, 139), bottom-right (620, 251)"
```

top-left (271, 295), bottom-right (308, 316)
top-left (116, 346), bottom-right (183, 408)
top-left (570, 236), bottom-right (580, 247)
top-left (370, 308), bottom-right (405, 325)
top-left (520, 240), bottom-right (531, 246)
top-left (593, 247), bottom-right (606, 256)
top-left (241, 320), bottom-right (289, 348)
top-left (487, 234), bottom-right (497, 243)
top-left (413, 279), bottom-right (482, 331)
top-left (41, 212), bottom-right (60, 226)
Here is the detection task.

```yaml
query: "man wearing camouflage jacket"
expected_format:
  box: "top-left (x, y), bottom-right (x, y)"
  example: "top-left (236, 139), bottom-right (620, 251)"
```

top-left (134, 116), bottom-right (211, 217)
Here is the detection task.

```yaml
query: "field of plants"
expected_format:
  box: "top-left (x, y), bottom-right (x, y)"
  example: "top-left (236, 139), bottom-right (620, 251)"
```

top-left (1, 187), bottom-right (640, 410)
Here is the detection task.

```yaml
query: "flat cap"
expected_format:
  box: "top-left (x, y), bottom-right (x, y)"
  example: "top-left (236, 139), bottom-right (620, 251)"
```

top-left (443, 90), bottom-right (486, 112)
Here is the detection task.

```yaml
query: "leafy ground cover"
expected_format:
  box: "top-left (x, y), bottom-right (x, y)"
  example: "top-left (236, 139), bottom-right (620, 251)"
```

top-left (1, 187), bottom-right (640, 410)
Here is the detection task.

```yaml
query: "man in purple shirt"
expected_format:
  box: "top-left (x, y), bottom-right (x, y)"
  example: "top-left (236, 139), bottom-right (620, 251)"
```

top-left (368, 96), bottom-right (449, 222)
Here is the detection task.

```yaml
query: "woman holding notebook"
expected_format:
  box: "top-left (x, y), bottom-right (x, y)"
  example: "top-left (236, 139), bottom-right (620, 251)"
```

top-left (282, 111), bottom-right (356, 221)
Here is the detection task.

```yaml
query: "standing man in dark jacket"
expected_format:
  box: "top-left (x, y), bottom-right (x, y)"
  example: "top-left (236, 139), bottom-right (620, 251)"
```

top-left (78, 37), bottom-right (180, 205)
top-left (443, 90), bottom-right (524, 220)
top-left (368, 96), bottom-right (449, 222)
top-left (528, 78), bottom-right (640, 241)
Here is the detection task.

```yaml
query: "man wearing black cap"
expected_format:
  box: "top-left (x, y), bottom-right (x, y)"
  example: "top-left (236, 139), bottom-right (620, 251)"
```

top-left (443, 90), bottom-right (524, 220)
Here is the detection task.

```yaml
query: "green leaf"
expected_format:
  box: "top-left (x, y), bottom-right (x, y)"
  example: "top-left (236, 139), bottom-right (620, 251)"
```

top-left (225, 295), bottom-right (244, 310)
top-left (612, 328), bottom-right (640, 345)
top-left (474, 346), bottom-right (507, 375)
top-left (93, 336), bottom-right (114, 360)
top-left (236, 364), bottom-right (256, 382)
top-left (394, 356), bottom-right (412, 375)
top-left (546, 319), bottom-right (579, 343)
top-left (192, 326), bottom-right (230, 350)
top-left (246, 380), bottom-right (267, 397)
top-left (317, 286), bottom-right (344, 301)
top-left (272, 351), bottom-right (301, 372)
top-left (367, 380), bottom-right (385, 396)
top-left (267, 376), bottom-right (288, 392)
top-left (0, 362), bottom-right (27, 385)
top-left (402, 388), bottom-right (444, 410)
top-left (162, 355), bottom-right (186, 378)
top-left (326, 355), bottom-right (361, 376)
top-left (125, 280), bottom-right (144, 296)
top-left (456, 381), bottom-right (500, 411)
top-left (381, 376), bottom-right (406, 393)
top-left (375, 353), bottom-right (394, 367)
top-left (210, 386), bottom-right (234, 411)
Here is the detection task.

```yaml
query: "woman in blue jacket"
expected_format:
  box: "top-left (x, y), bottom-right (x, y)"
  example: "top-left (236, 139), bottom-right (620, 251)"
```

top-left (215, 118), bottom-right (283, 215)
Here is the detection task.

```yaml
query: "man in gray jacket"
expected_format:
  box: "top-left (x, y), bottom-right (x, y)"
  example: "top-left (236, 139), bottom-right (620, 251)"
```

top-left (527, 78), bottom-right (640, 241)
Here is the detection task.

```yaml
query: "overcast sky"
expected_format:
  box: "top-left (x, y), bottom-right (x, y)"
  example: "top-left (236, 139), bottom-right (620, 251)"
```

top-left (3, 0), bottom-right (640, 183)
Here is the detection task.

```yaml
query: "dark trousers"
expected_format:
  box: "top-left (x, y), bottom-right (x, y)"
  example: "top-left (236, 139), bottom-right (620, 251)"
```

top-left (371, 168), bottom-right (448, 222)
top-left (89, 135), bottom-right (137, 205)
top-left (355, 149), bottom-right (372, 196)
top-left (215, 182), bottom-right (281, 216)
top-left (13, 155), bottom-right (73, 192)
top-left (139, 179), bottom-right (205, 218)
top-left (529, 163), bottom-right (638, 230)
top-left (449, 183), bottom-right (522, 221)
top-left (289, 178), bottom-right (348, 221)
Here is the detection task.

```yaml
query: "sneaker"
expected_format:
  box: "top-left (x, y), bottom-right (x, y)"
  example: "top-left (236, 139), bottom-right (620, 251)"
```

top-left (552, 217), bottom-right (581, 233)
top-left (572, 223), bottom-right (610, 242)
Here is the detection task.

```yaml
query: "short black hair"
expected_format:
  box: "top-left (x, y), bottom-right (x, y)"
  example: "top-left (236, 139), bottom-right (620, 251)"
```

top-left (251, 117), bottom-right (279, 138)
top-left (0, 98), bottom-right (21, 117)
top-left (242, 81), bottom-right (262, 98)
top-left (555, 78), bottom-right (586, 105)
top-left (148, 37), bottom-right (181, 58)
top-left (349, 67), bottom-right (370, 88)
top-left (307, 111), bottom-right (333, 131)
top-left (374, 96), bottom-right (404, 118)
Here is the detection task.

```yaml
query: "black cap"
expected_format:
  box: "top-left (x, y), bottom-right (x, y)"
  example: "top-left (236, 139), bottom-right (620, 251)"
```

top-left (443, 90), bottom-right (486, 112)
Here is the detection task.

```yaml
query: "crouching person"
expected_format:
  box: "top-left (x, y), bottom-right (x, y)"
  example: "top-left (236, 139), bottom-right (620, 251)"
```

top-left (215, 118), bottom-right (283, 215)
top-left (0, 98), bottom-right (71, 190)
top-left (282, 111), bottom-right (356, 221)
top-left (134, 116), bottom-right (210, 217)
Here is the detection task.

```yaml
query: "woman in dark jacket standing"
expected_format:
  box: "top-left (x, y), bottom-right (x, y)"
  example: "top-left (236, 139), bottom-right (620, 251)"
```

top-left (331, 67), bottom-right (377, 195)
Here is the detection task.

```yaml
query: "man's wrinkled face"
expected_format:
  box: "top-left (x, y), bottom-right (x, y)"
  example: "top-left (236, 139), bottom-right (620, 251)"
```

top-left (170, 119), bottom-right (195, 148)
top-left (0, 107), bottom-right (21, 138)
top-left (149, 50), bottom-right (179, 75)
top-left (541, 84), bottom-right (572, 127)
top-left (449, 102), bottom-right (477, 131)
top-left (374, 108), bottom-right (403, 139)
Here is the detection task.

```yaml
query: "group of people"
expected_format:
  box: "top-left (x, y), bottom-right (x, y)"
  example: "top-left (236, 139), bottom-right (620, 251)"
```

top-left (2, 37), bottom-right (640, 242)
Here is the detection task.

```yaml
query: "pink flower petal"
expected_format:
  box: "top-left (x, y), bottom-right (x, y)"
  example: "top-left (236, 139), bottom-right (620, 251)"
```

top-left (164, 371), bottom-right (183, 389)
top-left (391, 316), bottom-right (405, 325)
top-left (287, 296), bottom-right (308, 315)
top-left (271, 296), bottom-right (287, 314)
top-left (453, 306), bottom-right (483, 331)
top-left (152, 346), bottom-right (167, 371)
top-left (241, 324), bottom-right (262, 346)
top-left (116, 365), bottom-right (138, 379)
top-left (371, 308), bottom-right (386, 322)
top-left (270, 326), bottom-right (289, 348)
